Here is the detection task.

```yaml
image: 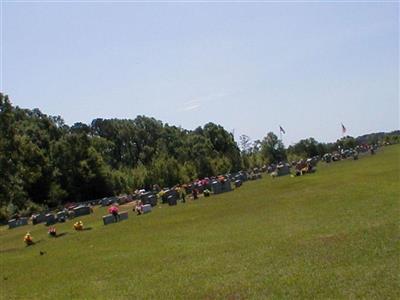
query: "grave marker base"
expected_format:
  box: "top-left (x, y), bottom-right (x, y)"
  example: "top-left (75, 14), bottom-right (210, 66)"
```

top-left (103, 211), bottom-right (129, 225)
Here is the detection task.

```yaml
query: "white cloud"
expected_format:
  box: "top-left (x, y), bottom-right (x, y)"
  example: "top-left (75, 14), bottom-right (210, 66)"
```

top-left (181, 103), bottom-right (201, 112)
top-left (179, 90), bottom-right (233, 113)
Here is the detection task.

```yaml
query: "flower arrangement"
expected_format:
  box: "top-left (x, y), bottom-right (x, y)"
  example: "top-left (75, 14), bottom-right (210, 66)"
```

top-left (48, 226), bottom-right (57, 237)
top-left (24, 232), bottom-right (34, 246)
top-left (74, 221), bottom-right (83, 231)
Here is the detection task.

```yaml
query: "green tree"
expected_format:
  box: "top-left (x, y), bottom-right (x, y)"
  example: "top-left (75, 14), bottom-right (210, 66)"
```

top-left (260, 132), bottom-right (287, 164)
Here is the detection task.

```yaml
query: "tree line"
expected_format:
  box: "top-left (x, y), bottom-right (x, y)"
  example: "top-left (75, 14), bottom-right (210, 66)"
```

top-left (1, 93), bottom-right (398, 220)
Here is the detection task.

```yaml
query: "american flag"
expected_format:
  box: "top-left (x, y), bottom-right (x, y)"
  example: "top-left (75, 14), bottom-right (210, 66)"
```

top-left (341, 123), bottom-right (347, 134)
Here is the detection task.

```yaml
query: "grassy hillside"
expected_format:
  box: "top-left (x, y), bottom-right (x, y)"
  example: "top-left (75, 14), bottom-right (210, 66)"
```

top-left (1, 145), bottom-right (399, 299)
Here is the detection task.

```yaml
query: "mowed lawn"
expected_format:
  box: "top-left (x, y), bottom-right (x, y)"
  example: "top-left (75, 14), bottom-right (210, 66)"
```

top-left (1, 146), bottom-right (399, 299)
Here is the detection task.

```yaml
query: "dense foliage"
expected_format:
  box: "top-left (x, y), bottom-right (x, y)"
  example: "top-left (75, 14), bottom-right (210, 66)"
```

top-left (0, 94), bottom-right (242, 219)
top-left (1, 93), bottom-right (398, 220)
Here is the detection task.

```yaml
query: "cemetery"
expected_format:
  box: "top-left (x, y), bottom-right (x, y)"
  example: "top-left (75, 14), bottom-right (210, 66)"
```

top-left (4, 145), bottom-right (378, 232)
top-left (0, 145), bottom-right (398, 299)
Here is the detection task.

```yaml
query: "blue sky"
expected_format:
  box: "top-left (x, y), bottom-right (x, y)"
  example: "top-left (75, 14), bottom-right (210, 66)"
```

top-left (2, 1), bottom-right (399, 145)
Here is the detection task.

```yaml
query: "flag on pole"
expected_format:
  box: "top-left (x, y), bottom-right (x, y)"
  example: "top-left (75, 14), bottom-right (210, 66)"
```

top-left (279, 125), bottom-right (286, 134)
top-left (341, 123), bottom-right (347, 134)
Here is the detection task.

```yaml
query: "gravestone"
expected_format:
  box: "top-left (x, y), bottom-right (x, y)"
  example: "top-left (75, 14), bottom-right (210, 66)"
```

top-left (74, 206), bottom-right (91, 217)
top-left (102, 214), bottom-right (115, 225)
top-left (103, 211), bottom-right (129, 225)
top-left (142, 204), bottom-right (152, 214)
top-left (211, 181), bottom-right (222, 194)
top-left (8, 217), bottom-right (28, 229)
top-left (101, 198), bottom-right (111, 206)
top-left (32, 213), bottom-right (46, 225)
top-left (119, 211), bottom-right (128, 221)
top-left (140, 191), bottom-right (152, 201)
top-left (240, 172), bottom-right (248, 181)
top-left (221, 179), bottom-right (232, 192)
top-left (45, 214), bottom-right (57, 226)
top-left (277, 164), bottom-right (290, 176)
top-left (235, 180), bottom-right (242, 187)
top-left (148, 195), bottom-right (157, 206)
top-left (67, 210), bottom-right (76, 219)
top-left (162, 189), bottom-right (178, 204)
top-left (168, 195), bottom-right (177, 206)
top-left (56, 211), bottom-right (67, 222)
top-left (234, 172), bottom-right (247, 182)
top-left (140, 192), bottom-right (158, 206)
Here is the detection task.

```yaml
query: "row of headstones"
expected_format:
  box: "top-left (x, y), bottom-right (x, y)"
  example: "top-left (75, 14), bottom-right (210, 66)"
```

top-left (247, 173), bottom-right (263, 180)
top-left (8, 205), bottom-right (92, 229)
top-left (8, 218), bottom-right (29, 229)
top-left (99, 195), bottom-right (135, 207)
top-left (137, 189), bottom-right (179, 207)
top-left (9, 171), bottom-right (256, 229)
top-left (102, 178), bottom-right (246, 224)
top-left (99, 171), bottom-right (254, 216)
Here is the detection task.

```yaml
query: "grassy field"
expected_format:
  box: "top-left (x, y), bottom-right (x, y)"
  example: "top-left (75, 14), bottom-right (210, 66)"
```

top-left (1, 145), bottom-right (399, 299)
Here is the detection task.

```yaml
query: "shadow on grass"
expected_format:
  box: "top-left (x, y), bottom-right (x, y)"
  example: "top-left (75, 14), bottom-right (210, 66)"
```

top-left (55, 232), bottom-right (68, 238)
top-left (0, 247), bottom-right (19, 253)
top-left (82, 227), bottom-right (93, 231)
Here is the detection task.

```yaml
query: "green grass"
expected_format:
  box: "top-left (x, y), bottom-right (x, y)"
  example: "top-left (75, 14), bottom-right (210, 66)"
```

top-left (1, 146), bottom-right (399, 299)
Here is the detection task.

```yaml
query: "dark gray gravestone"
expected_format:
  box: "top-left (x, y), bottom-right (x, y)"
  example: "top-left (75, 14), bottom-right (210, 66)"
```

top-left (32, 213), bottom-right (46, 225)
top-left (101, 198), bottom-right (111, 206)
top-left (8, 219), bottom-right (17, 229)
top-left (67, 210), bottom-right (76, 219)
top-left (146, 195), bottom-right (158, 207)
top-left (103, 211), bottom-right (128, 225)
top-left (8, 217), bottom-right (28, 229)
top-left (240, 172), bottom-right (248, 181)
top-left (168, 195), bottom-right (177, 206)
top-left (119, 211), bottom-right (128, 221)
top-left (56, 211), bottom-right (67, 222)
top-left (221, 179), bottom-right (232, 193)
top-left (235, 180), bottom-right (242, 187)
top-left (45, 214), bottom-right (57, 226)
top-left (277, 164), bottom-right (290, 176)
top-left (103, 214), bottom-right (115, 225)
top-left (234, 172), bottom-right (247, 182)
top-left (234, 174), bottom-right (241, 181)
top-left (211, 181), bottom-right (222, 194)
top-left (74, 206), bottom-right (91, 217)
top-left (162, 189), bottom-right (178, 204)
top-left (140, 191), bottom-right (153, 201)
top-left (140, 192), bottom-right (158, 206)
